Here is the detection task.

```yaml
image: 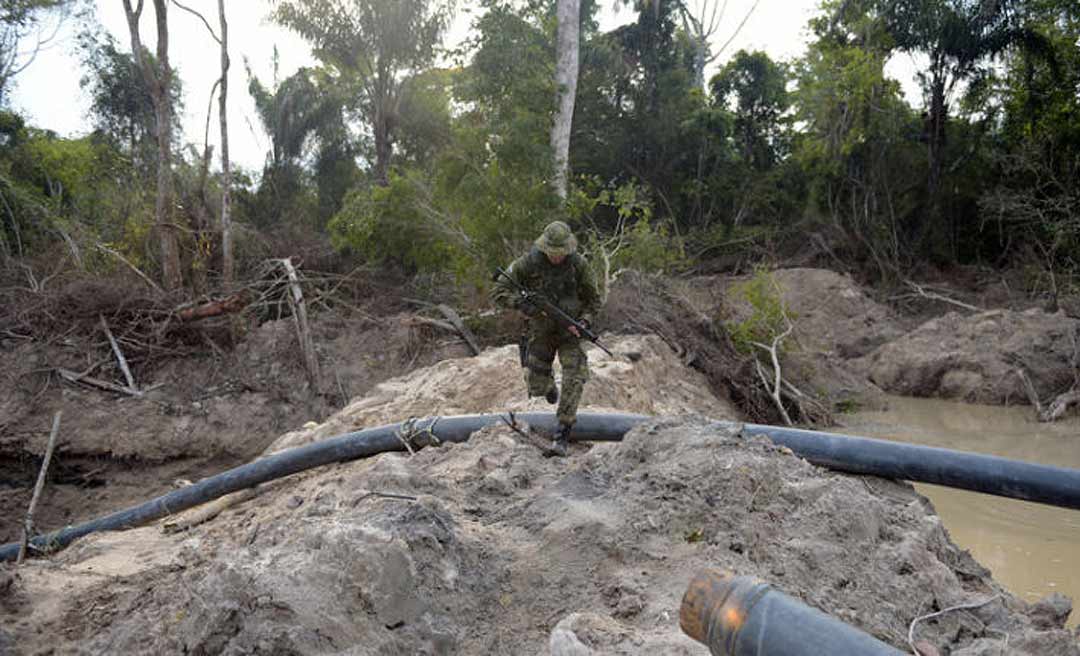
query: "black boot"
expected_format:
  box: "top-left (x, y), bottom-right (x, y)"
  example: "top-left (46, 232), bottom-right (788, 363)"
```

top-left (547, 423), bottom-right (571, 457)
top-left (545, 386), bottom-right (559, 405)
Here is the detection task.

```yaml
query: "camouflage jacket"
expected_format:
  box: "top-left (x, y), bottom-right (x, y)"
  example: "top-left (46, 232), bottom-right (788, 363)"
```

top-left (492, 247), bottom-right (602, 324)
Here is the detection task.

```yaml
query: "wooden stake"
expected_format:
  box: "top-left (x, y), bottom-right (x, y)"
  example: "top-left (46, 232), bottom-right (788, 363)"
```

top-left (18, 411), bottom-right (62, 563)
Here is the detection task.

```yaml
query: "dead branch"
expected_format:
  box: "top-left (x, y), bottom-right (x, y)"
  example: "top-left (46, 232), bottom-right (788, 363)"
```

top-left (1014, 367), bottom-right (1080, 422)
top-left (435, 304), bottom-right (481, 356)
top-left (175, 292), bottom-right (249, 322)
top-left (161, 488), bottom-right (257, 534)
top-left (1041, 390), bottom-right (1080, 422)
top-left (405, 315), bottom-right (457, 333)
top-left (404, 300), bottom-right (482, 355)
top-left (57, 368), bottom-right (161, 397)
top-left (95, 243), bottom-right (164, 295)
top-left (1014, 367), bottom-right (1045, 417)
top-left (753, 351), bottom-right (792, 426)
top-left (751, 323), bottom-right (795, 426)
top-left (100, 314), bottom-right (137, 392)
top-left (18, 411), bottom-right (61, 564)
top-left (275, 258), bottom-right (321, 391)
top-left (351, 491), bottom-right (418, 506)
top-left (902, 280), bottom-right (983, 312)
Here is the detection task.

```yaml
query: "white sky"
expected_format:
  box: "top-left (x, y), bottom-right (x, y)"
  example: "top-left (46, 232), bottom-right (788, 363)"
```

top-left (9, 0), bottom-right (921, 172)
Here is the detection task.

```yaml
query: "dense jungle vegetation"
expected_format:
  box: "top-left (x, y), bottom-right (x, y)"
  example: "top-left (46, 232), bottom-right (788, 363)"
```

top-left (1, 0), bottom-right (1078, 301)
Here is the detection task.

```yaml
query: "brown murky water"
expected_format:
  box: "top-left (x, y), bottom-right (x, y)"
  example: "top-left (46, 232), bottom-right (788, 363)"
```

top-left (840, 396), bottom-right (1080, 624)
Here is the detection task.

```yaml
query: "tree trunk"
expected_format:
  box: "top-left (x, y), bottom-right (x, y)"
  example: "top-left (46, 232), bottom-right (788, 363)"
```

top-left (219, 0), bottom-right (233, 288)
top-left (374, 103), bottom-right (391, 186)
top-left (122, 0), bottom-right (182, 291)
top-left (153, 0), bottom-right (181, 290)
top-left (925, 66), bottom-right (949, 262)
top-left (550, 0), bottom-right (580, 200)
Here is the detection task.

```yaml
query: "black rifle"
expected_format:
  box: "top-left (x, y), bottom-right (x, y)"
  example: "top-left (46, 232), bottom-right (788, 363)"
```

top-left (494, 267), bottom-right (614, 357)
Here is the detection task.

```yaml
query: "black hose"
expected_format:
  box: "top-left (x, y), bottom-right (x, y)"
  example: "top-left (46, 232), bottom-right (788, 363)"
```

top-left (681, 569), bottom-right (906, 655)
top-left (4, 413), bottom-right (1079, 562)
top-left (744, 423), bottom-right (1080, 510)
top-left (0, 412), bottom-right (642, 562)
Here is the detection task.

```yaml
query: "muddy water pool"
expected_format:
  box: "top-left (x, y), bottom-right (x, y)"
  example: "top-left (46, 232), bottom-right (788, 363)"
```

top-left (840, 395), bottom-right (1080, 624)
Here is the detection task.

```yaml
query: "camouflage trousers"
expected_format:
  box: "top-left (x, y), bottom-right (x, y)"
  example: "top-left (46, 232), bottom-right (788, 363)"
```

top-left (523, 320), bottom-right (590, 426)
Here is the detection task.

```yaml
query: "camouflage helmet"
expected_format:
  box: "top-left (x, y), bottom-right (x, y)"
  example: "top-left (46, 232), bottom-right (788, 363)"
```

top-left (535, 221), bottom-right (578, 257)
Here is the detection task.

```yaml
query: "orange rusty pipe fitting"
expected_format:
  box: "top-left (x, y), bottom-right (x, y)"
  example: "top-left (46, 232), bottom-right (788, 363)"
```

top-left (680, 569), bottom-right (906, 656)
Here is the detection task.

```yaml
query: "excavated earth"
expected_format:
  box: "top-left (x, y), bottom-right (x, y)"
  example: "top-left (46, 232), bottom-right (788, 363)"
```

top-left (2, 267), bottom-right (1080, 655)
top-left (2, 333), bottom-right (1079, 655)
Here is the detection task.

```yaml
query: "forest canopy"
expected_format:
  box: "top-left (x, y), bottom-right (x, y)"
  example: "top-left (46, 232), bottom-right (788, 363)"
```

top-left (0, 0), bottom-right (1077, 297)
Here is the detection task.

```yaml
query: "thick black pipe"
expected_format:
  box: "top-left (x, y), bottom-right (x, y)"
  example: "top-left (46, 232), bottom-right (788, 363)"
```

top-left (744, 423), bottom-right (1080, 510)
top-left (4, 413), bottom-right (1079, 562)
top-left (681, 569), bottom-right (906, 655)
top-left (0, 412), bottom-right (645, 562)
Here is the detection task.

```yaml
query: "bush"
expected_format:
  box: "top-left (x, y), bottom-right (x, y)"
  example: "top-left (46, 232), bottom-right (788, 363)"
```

top-left (726, 266), bottom-right (794, 355)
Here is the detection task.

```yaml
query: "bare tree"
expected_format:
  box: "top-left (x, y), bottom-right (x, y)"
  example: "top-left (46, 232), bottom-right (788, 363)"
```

top-left (122, 0), bottom-right (182, 290)
top-left (171, 0), bottom-right (232, 288)
top-left (218, 0), bottom-right (231, 287)
top-left (679, 0), bottom-right (761, 89)
top-left (551, 0), bottom-right (579, 199)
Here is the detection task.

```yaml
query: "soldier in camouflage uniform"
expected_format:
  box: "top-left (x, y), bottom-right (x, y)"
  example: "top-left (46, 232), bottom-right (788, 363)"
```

top-left (492, 221), bottom-right (602, 457)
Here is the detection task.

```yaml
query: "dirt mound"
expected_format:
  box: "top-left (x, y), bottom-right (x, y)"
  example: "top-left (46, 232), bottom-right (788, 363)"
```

top-left (713, 268), bottom-right (899, 413)
top-left (4, 330), bottom-right (1077, 655)
top-left (769, 268), bottom-right (906, 359)
top-left (5, 419), bottom-right (1076, 655)
top-left (854, 308), bottom-right (1080, 404)
top-left (269, 333), bottom-right (737, 453)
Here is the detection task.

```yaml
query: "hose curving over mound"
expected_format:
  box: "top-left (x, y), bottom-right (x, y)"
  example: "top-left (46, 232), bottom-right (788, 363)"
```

top-left (3, 412), bottom-right (1079, 562)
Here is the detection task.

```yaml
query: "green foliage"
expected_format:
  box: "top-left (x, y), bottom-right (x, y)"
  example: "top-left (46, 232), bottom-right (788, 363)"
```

top-left (329, 171), bottom-right (455, 272)
top-left (711, 50), bottom-right (791, 170)
top-left (244, 60), bottom-right (351, 228)
top-left (77, 31), bottom-right (181, 168)
top-left (570, 179), bottom-right (685, 282)
top-left (0, 109), bottom-right (152, 265)
top-left (793, 1), bottom-right (923, 279)
top-left (272, 0), bottom-right (454, 184)
top-left (727, 267), bottom-right (793, 356)
top-left (613, 217), bottom-right (686, 274)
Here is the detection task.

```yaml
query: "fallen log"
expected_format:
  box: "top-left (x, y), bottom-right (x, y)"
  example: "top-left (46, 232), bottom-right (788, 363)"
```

top-left (176, 292), bottom-right (249, 322)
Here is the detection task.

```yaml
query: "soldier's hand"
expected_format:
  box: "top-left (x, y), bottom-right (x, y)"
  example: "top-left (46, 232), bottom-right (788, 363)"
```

top-left (568, 325), bottom-right (581, 337)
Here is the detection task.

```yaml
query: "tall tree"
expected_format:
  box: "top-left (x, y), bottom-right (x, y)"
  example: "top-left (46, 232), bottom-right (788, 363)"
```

top-left (245, 60), bottom-right (346, 226)
top-left (272, 0), bottom-right (453, 185)
top-left (121, 0), bottom-right (182, 290)
top-left (551, 0), bottom-right (579, 199)
top-left (794, 0), bottom-right (922, 279)
top-left (881, 0), bottom-right (1045, 261)
top-left (711, 49), bottom-right (788, 170)
top-left (218, 0), bottom-right (232, 287)
top-left (171, 0), bottom-right (233, 286)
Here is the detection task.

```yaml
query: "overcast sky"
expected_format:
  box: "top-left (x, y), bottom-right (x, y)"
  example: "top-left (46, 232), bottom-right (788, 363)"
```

top-left (9, 0), bottom-right (920, 172)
